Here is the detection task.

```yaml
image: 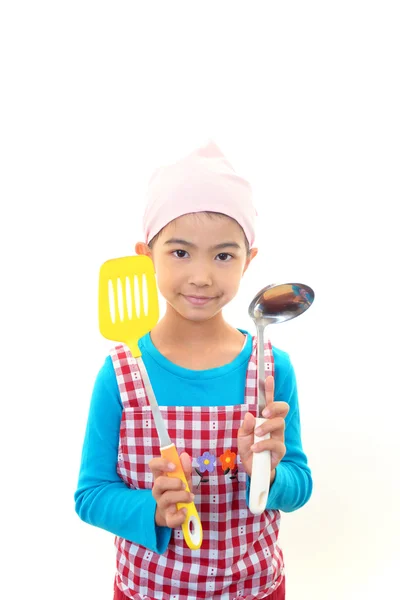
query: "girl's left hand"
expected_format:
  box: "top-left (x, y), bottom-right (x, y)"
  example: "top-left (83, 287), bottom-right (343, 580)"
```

top-left (237, 376), bottom-right (289, 480)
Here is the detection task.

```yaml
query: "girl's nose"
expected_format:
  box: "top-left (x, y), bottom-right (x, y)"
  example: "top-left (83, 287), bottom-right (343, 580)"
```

top-left (187, 267), bottom-right (213, 287)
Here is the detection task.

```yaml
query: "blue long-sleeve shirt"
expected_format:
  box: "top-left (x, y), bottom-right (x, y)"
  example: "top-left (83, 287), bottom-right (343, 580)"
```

top-left (74, 329), bottom-right (312, 553)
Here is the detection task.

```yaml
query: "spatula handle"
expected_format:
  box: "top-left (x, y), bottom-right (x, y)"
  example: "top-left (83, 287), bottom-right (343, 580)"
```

top-left (161, 444), bottom-right (203, 550)
top-left (249, 417), bottom-right (271, 515)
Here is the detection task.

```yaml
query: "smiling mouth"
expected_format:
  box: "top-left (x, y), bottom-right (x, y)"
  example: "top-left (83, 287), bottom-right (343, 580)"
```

top-left (183, 295), bottom-right (216, 306)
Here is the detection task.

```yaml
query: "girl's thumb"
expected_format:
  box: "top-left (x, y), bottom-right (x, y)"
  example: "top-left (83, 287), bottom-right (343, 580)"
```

top-left (180, 452), bottom-right (193, 492)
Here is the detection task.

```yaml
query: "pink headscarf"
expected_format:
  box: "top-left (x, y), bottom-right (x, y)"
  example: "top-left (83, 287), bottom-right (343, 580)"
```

top-left (142, 140), bottom-right (257, 246)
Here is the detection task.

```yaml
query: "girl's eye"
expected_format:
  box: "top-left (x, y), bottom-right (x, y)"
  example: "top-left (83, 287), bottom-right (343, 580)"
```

top-left (216, 253), bottom-right (233, 261)
top-left (173, 250), bottom-right (189, 258)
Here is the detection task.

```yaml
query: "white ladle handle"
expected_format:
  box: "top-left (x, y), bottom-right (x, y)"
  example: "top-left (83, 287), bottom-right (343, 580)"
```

top-left (249, 322), bottom-right (270, 515)
top-left (249, 417), bottom-right (271, 514)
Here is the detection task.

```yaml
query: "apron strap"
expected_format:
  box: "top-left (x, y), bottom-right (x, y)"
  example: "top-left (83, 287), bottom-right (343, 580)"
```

top-left (110, 344), bottom-right (148, 409)
top-left (244, 336), bottom-right (274, 408)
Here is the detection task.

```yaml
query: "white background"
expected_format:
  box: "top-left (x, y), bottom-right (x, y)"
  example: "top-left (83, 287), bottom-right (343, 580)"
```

top-left (1, 2), bottom-right (399, 599)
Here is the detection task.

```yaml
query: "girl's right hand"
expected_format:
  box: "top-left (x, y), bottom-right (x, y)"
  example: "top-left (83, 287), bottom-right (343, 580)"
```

top-left (149, 451), bottom-right (194, 528)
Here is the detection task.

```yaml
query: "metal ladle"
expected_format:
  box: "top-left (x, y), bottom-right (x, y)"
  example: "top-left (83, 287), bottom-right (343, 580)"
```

top-left (247, 283), bottom-right (315, 515)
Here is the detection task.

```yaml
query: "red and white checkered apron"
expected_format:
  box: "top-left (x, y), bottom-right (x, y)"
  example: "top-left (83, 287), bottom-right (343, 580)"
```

top-left (111, 336), bottom-right (284, 600)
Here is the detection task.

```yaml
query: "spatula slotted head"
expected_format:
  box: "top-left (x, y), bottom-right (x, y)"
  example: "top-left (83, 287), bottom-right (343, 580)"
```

top-left (99, 255), bottom-right (159, 357)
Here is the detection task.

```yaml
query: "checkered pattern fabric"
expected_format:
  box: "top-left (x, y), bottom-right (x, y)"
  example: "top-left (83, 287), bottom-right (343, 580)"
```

top-left (111, 337), bottom-right (284, 600)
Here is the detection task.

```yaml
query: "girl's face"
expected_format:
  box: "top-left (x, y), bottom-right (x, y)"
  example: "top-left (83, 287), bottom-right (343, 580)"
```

top-left (136, 213), bottom-right (258, 322)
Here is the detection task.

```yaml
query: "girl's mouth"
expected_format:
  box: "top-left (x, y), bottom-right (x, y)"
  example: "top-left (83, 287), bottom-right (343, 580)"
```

top-left (183, 295), bottom-right (215, 306)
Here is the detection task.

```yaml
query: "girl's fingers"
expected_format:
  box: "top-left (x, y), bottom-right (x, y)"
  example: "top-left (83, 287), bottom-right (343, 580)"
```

top-left (152, 475), bottom-right (185, 499)
top-left (262, 401), bottom-right (289, 419)
top-left (149, 457), bottom-right (177, 480)
top-left (150, 453), bottom-right (196, 528)
top-left (165, 506), bottom-right (188, 528)
top-left (265, 375), bottom-right (275, 406)
top-left (251, 438), bottom-right (286, 459)
top-left (254, 416), bottom-right (286, 437)
top-left (238, 412), bottom-right (256, 437)
top-left (156, 489), bottom-right (194, 511)
top-left (179, 452), bottom-right (194, 493)
top-left (251, 439), bottom-right (286, 471)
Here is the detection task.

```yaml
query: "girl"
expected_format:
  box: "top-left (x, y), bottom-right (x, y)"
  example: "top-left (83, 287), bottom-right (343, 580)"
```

top-left (75, 141), bottom-right (313, 599)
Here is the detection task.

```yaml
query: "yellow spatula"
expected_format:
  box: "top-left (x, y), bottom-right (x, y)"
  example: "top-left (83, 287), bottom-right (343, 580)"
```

top-left (99, 255), bottom-right (203, 550)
